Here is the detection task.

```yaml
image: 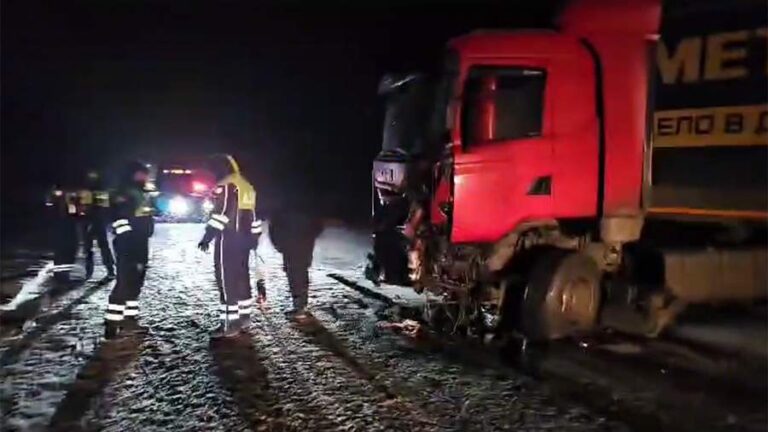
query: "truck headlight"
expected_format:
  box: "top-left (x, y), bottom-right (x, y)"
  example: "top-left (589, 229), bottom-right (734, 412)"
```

top-left (169, 196), bottom-right (190, 216)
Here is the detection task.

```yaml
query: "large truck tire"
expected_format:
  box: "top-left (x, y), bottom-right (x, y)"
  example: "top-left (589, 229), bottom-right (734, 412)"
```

top-left (521, 251), bottom-right (602, 341)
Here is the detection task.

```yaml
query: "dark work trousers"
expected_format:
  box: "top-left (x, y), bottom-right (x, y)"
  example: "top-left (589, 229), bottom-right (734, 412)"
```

top-left (84, 217), bottom-right (115, 277)
top-left (106, 234), bottom-right (149, 322)
top-left (214, 231), bottom-right (253, 321)
top-left (284, 254), bottom-right (311, 310)
top-left (52, 218), bottom-right (78, 282)
top-left (277, 230), bottom-right (316, 310)
top-left (270, 213), bottom-right (321, 310)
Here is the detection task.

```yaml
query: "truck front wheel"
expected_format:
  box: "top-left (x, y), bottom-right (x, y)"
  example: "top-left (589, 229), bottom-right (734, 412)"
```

top-left (521, 251), bottom-right (602, 341)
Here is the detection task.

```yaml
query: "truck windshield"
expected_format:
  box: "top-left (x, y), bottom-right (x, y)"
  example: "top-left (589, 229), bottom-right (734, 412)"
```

top-left (378, 51), bottom-right (458, 160)
top-left (380, 74), bottom-right (436, 158)
top-left (380, 82), bottom-right (456, 160)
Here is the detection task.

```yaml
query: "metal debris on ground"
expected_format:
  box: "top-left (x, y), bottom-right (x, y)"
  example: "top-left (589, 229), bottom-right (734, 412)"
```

top-left (376, 319), bottom-right (421, 337)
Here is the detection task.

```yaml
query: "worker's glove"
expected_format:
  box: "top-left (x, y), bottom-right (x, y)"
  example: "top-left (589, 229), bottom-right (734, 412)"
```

top-left (197, 240), bottom-right (210, 252)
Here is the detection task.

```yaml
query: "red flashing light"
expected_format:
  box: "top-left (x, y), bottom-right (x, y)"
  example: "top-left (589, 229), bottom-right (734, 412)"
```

top-left (192, 181), bottom-right (208, 193)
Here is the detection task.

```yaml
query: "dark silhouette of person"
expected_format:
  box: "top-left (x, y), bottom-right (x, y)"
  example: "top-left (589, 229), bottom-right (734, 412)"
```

top-left (268, 210), bottom-right (323, 319)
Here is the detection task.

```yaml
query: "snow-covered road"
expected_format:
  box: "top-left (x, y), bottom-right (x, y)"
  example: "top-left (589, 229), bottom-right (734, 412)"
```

top-left (0, 223), bottom-right (764, 431)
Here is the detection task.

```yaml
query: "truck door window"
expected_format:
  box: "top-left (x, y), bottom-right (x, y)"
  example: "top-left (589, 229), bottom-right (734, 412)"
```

top-left (462, 67), bottom-right (546, 148)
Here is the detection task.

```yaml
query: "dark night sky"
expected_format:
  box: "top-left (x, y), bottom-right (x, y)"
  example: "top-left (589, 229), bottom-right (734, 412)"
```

top-left (1, 0), bottom-right (558, 224)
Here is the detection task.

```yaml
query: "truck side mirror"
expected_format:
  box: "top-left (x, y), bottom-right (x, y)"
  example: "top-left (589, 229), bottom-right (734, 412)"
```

top-left (378, 73), bottom-right (423, 95)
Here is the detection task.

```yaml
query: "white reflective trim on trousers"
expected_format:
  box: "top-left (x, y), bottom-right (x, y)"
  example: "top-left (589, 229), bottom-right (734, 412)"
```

top-left (238, 298), bottom-right (254, 307)
top-left (251, 228), bottom-right (263, 234)
top-left (107, 303), bottom-right (125, 311)
top-left (219, 304), bottom-right (239, 312)
top-left (123, 309), bottom-right (139, 316)
top-left (105, 313), bottom-right (123, 321)
top-left (207, 219), bottom-right (225, 231)
top-left (125, 300), bottom-right (139, 307)
top-left (112, 219), bottom-right (129, 228)
top-left (52, 265), bottom-right (75, 273)
top-left (238, 307), bottom-right (253, 315)
top-left (219, 313), bottom-right (240, 321)
top-left (51, 264), bottom-right (75, 272)
top-left (115, 225), bottom-right (132, 235)
top-left (211, 214), bottom-right (230, 224)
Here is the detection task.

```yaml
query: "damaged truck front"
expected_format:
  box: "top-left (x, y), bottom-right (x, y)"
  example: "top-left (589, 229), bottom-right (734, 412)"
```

top-left (369, 72), bottom-right (451, 286)
top-left (368, 0), bottom-right (767, 341)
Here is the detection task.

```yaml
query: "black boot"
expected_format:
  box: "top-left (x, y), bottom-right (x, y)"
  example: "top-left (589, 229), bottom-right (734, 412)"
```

top-left (105, 265), bottom-right (116, 280)
top-left (364, 252), bottom-right (381, 285)
top-left (211, 319), bottom-right (243, 339)
top-left (85, 256), bottom-right (94, 280)
top-left (285, 298), bottom-right (309, 320)
top-left (293, 294), bottom-right (308, 313)
top-left (239, 314), bottom-right (252, 331)
top-left (121, 317), bottom-right (147, 335)
top-left (104, 320), bottom-right (121, 340)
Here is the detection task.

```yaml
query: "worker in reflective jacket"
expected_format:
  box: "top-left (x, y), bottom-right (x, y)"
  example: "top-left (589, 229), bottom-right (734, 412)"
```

top-left (78, 170), bottom-right (115, 280)
top-left (197, 154), bottom-right (264, 338)
top-left (45, 185), bottom-right (79, 283)
top-left (104, 161), bottom-right (154, 339)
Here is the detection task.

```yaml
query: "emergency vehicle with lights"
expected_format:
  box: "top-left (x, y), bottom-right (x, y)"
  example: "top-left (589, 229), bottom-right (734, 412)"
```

top-left (154, 164), bottom-right (215, 222)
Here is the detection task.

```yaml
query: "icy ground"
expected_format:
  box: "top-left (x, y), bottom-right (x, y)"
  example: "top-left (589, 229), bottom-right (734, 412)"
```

top-left (0, 224), bottom-right (765, 432)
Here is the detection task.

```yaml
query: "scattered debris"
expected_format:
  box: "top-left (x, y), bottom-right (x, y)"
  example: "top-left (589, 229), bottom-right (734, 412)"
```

top-left (376, 319), bottom-right (421, 337)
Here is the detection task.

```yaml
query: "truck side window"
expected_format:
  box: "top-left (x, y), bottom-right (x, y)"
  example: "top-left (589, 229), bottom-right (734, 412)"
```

top-left (462, 67), bottom-right (546, 148)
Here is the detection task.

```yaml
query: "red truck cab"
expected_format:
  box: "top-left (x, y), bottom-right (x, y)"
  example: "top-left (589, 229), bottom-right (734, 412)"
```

top-left (369, 0), bottom-right (765, 341)
top-left (444, 0), bottom-right (660, 244)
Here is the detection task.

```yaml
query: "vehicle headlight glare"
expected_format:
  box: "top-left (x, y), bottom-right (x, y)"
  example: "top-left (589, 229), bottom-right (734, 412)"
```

top-left (169, 196), bottom-right (190, 216)
top-left (202, 199), bottom-right (214, 213)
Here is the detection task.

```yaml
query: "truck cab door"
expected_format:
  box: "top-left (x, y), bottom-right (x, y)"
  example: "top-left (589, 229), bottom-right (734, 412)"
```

top-left (452, 64), bottom-right (553, 243)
